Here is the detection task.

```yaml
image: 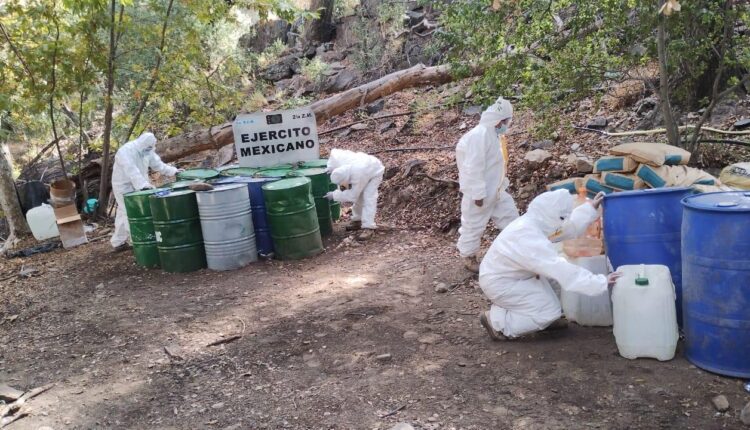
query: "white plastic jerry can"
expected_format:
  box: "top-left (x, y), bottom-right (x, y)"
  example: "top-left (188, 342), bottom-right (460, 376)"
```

top-left (25, 203), bottom-right (60, 241)
top-left (612, 264), bottom-right (678, 361)
top-left (561, 255), bottom-right (613, 326)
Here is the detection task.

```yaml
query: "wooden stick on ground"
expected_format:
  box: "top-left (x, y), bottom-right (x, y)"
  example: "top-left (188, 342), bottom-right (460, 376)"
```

top-left (0, 383), bottom-right (54, 427)
top-left (319, 110), bottom-right (415, 136)
top-left (206, 335), bottom-right (242, 347)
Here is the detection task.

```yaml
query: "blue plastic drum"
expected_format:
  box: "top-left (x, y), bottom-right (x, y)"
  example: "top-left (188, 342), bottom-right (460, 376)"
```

top-left (603, 187), bottom-right (693, 325)
top-left (681, 191), bottom-right (750, 378)
top-left (213, 176), bottom-right (279, 257)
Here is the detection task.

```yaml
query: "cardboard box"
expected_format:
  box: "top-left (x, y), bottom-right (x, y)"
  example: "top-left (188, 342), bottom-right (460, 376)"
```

top-left (52, 203), bottom-right (88, 249)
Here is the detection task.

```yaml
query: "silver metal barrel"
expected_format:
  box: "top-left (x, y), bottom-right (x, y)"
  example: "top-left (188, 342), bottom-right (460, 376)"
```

top-left (196, 184), bottom-right (257, 270)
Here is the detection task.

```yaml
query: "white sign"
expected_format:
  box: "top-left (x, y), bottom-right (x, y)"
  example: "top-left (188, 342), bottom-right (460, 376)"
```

top-left (232, 107), bottom-right (319, 168)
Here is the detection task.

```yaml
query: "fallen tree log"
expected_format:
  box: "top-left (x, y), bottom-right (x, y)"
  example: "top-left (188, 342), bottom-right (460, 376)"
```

top-left (156, 64), bottom-right (458, 163)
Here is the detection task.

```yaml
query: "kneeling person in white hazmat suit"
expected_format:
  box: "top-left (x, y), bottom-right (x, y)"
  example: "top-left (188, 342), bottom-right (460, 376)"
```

top-left (110, 132), bottom-right (179, 251)
top-left (325, 149), bottom-right (385, 240)
top-left (477, 189), bottom-right (621, 340)
top-left (456, 96), bottom-right (519, 273)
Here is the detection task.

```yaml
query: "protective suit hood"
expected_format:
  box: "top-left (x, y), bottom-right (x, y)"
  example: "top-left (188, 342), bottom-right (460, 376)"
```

top-left (524, 189), bottom-right (575, 236)
top-left (479, 97), bottom-right (513, 127)
top-left (133, 132), bottom-right (157, 153)
top-left (330, 164), bottom-right (352, 186)
top-left (327, 148), bottom-right (358, 172)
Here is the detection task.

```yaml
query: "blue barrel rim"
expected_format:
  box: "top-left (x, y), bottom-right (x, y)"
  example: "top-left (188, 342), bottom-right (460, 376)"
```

top-left (681, 191), bottom-right (750, 212)
top-left (603, 186), bottom-right (693, 200)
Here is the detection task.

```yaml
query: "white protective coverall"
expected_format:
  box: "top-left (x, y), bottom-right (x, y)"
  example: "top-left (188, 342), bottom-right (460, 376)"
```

top-left (456, 97), bottom-right (519, 258)
top-left (326, 149), bottom-right (385, 229)
top-left (478, 189), bottom-right (608, 338)
top-left (110, 132), bottom-right (178, 247)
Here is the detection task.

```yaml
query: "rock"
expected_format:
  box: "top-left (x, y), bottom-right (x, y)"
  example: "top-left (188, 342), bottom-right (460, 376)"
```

top-left (402, 330), bottom-right (419, 340)
top-left (586, 116), bottom-right (608, 129)
top-left (712, 395), bottom-right (730, 412)
top-left (211, 402), bottom-right (225, 409)
top-left (571, 143), bottom-right (581, 151)
top-left (463, 105), bottom-right (483, 115)
top-left (418, 333), bottom-right (441, 345)
top-left (351, 123), bottom-right (368, 131)
top-left (375, 353), bottom-right (392, 362)
top-left (389, 424), bottom-right (415, 430)
top-left (636, 97), bottom-right (658, 115)
top-left (531, 140), bottom-right (554, 150)
top-left (524, 149), bottom-right (552, 167)
top-left (329, 69), bottom-right (359, 92)
top-left (459, 122), bottom-right (468, 130)
top-left (366, 99), bottom-right (385, 115)
top-left (379, 121), bottom-right (395, 134)
top-left (742, 402), bottom-right (750, 426)
top-left (238, 20), bottom-right (290, 53)
top-left (405, 10), bottom-right (425, 26)
top-left (519, 183), bottom-right (537, 199)
top-left (735, 118), bottom-right (750, 130)
top-left (0, 384), bottom-right (23, 402)
top-left (576, 157), bottom-right (594, 174)
top-left (434, 282), bottom-right (449, 293)
top-left (563, 154), bottom-right (578, 166)
top-left (710, 99), bottom-right (737, 126)
top-left (19, 266), bottom-right (40, 277)
top-left (261, 56), bottom-right (296, 82)
top-left (548, 165), bottom-right (565, 179)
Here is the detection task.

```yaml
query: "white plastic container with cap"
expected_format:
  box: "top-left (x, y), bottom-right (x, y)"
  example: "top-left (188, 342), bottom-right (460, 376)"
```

top-left (612, 264), bottom-right (678, 361)
top-left (561, 255), bottom-right (613, 326)
top-left (25, 203), bottom-right (60, 241)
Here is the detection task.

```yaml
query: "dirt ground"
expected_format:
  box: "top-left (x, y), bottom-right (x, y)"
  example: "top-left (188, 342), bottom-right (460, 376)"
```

top-left (1, 222), bottom-right (749, 430)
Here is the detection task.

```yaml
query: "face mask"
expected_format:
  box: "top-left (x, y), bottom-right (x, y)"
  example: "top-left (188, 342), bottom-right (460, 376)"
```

top-left (548, 216), bottom-right (571, 242)
top-left (495, 125), bottom-right (508, 135)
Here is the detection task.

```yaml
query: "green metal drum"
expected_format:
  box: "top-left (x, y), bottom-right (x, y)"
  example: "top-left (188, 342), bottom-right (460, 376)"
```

top-left (300, 159), bottom-right (328, 169)
top-left (256, 168), bottom-right (292, 179)
top-left (165, 179), bottom-right (201, 189)
top-left (221, 167), bottom-right (258, 177)
top-left (262, 177), bottom-right (323, 260)
top-left (291, 168), bottom-right (333, 236)
top-left (123, 188), bottom-right (165, 268)
top-left (329, 182), bottom-right (341, 221)
top-left (177, 168), bottom-right (219, 181)
top-left (149, 190), bottom-right (207, 272)
top-left (259, 163), bottom-right (294, 171)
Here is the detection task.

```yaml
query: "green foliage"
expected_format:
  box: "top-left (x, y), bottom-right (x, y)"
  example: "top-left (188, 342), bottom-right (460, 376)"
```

top-left (435, 0), bottom-right (750, 136)
top-left (349, 2), bottom-right (407, 76)
top-left (299, 57), bottom-right (331, 87)
top-left (0, 0), bottom-right (310, 156)
top-left (333, 0), bottom-right (358, 19)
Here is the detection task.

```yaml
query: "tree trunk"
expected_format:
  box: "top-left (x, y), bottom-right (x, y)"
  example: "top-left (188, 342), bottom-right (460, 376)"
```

top-left (657, 6), bottom-right (681, 148)
top-left (302, 0), bottom-right (336, 45)
top-left (0, 146), bottom-right (29, 251)
top-left (156, 63), bottom-right (456, 162)
top-left (96, 0), bottom-right (120, 218)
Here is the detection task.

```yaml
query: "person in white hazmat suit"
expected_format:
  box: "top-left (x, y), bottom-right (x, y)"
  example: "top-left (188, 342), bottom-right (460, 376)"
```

top-left (324, 149), bottom-right (385, 240)
top-left (477, 189), bottom-right (621, 340)
top-left (456, 97), bottom-right (519, 273)
top-left (110, 132), bottom-right (179, 251)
